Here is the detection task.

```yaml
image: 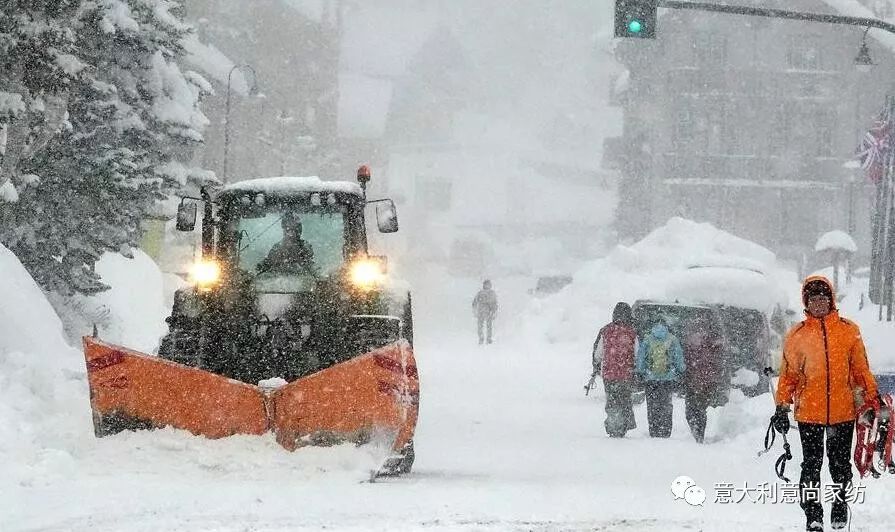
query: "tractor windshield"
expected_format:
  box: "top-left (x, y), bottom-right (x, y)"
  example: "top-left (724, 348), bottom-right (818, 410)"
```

top-left (233, 206), bottom-right (347, 292)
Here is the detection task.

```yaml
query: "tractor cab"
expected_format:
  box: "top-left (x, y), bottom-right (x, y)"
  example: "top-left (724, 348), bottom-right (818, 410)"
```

top-left (161, 171), bottom-right (409, 384)
top-left (177, 174), bottom-right (397, 298)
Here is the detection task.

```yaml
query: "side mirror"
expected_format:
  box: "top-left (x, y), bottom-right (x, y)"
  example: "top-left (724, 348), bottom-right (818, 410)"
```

top-left (375, 200), bottom-right (399, 233)
top-left (176, 201), bottom-right (198, 232)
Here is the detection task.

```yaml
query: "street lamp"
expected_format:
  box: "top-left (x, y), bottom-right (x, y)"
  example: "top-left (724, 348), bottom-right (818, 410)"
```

top-left (855, 27), bottom-right (874, 73)
top-left (224, 64), bottom-right (259, 182)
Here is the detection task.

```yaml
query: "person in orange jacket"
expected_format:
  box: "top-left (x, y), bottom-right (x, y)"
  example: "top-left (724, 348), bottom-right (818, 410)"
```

top-left (772, 276), bottom-right (880, 532)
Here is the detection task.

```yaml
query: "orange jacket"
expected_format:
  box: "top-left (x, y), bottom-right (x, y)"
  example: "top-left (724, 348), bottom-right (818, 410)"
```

top-left (776, 276), bottom-right (878, 425)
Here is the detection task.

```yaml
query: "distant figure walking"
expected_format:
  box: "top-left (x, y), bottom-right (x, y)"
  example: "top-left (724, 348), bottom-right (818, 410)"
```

top-left (592, 302), bottom-right (639, 437)
top-left (636, 319), bottom-right (685, 438)
top-left (681, 314), bottom-right (725, 443)
top-left (472, 279), bottom-right (498, 345)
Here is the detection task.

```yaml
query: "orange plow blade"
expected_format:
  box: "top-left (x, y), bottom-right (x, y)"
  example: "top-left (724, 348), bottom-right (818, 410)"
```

top-left (83, 337), bottom-right (419, 454)
top-left (272, 342), bottom-right (420, 451)
top-left (84, 337), bottom-right (269, 438)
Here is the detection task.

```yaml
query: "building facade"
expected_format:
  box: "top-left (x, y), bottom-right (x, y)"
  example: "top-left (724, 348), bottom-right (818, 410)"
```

top-left (605, 0), bottom-right (895, 268)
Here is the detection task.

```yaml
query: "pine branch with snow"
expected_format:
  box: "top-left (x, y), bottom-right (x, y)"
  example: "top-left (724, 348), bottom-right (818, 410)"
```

top-left (0, 0), bottom-right (214, 296)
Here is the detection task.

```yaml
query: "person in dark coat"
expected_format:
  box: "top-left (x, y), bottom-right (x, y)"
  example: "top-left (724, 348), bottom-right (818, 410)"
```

top-left (257, 213), bottom-right (315, 274)
top-left (592, 302), bottom-right (639, 437)
top-left (681, 313), bottom-right (725, 443)
top-left (635, 318), bottom-right (685, 438)
top-left (472, 279), bottom-right (498, 344)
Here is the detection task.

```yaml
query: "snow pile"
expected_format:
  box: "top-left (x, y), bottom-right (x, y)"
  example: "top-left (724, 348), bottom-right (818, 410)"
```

top-left (48, 250), bottom-right (170, 353)
top-left (0, 245), bottom-right (71, 355)
top-left (0, 244), bottom-right (89, 481)
top-left (815, 230), bottom-right (858, 253)
top-left (523, 218), bottom-right (802, 346)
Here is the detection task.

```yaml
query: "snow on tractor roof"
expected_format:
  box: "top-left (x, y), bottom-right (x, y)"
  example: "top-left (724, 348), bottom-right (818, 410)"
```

top-left (222, 176), bottom-right (363, 197)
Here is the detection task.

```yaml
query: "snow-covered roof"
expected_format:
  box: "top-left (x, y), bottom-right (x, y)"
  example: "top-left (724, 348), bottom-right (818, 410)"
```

top-left (815, 229), bottom-right (858, 253)
top-left (222, 176), bottom-right (363, 197)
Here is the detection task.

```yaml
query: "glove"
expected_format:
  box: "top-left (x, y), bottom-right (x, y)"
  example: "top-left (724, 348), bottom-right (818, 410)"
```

top-left (772, 405), bottom-right (790, 434)
top-left (860, 407), bottom-right (876, 426)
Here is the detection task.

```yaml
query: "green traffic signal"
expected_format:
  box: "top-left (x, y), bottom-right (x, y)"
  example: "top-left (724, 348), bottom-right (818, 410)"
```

top-left (615, 1), bottom-right (657, 39)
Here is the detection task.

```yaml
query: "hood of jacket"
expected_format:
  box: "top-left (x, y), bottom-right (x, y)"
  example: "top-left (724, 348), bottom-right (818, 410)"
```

top-left (650, 322), bottom-right (669, 340)
top-left (802, 275), bottom-right (837, 313)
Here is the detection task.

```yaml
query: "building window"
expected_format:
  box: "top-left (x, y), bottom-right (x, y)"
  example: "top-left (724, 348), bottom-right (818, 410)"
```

top-left (769, 106), bottom-right (791, 156)
top-left (692, 32), bottom-right (728, 66)
top-left (786, 36), bottom-right (823, 70)
top-left (415, 176), bottom-right (452, 211)
top-left (704, 107), bottom-right (728, 155)
top-left (813, 109), bottom-right (837, 157)
top-left (672, 106), bottom-right (694, 149)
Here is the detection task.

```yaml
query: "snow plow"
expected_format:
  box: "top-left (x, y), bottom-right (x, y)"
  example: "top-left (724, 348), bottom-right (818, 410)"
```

top-left (83, 167), bottom-right (418, 474)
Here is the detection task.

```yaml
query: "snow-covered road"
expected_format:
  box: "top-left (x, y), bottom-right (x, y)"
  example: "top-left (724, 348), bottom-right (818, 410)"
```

top-left (5, 272), bottom-right (895, 531)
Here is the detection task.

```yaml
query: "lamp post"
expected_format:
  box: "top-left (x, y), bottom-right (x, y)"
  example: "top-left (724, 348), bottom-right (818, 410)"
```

top-left (223, 64), bottom-right (258, 182)
top-left (855, 27), bottom-right (874, 73)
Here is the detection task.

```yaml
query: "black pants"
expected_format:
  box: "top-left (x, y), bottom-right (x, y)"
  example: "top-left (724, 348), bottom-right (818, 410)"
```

top-left (477, 315), bottom-right (493, 344)
top-left (645, 381), bottom-right (675, 438)
top-left (798, 421), bottom-right (855, 523)
top-left (685, 388), bottom-right (710, 443)
top-left (604, 380), bottom-right (636, 437)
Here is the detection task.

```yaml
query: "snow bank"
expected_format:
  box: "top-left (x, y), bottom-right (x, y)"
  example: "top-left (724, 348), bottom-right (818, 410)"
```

top-left (0, 245), bottom-right (69, 355)
top-left (48, 250), bottom-right (170, 353)
top-left (523, 218), bottom-right (801, 346)
top-left (0, 244), bottom-right (88, 480)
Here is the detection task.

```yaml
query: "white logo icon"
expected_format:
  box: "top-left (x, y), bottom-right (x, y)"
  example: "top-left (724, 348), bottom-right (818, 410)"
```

top-left (684, 485), bottom-right (706, 506)
top-left (671, 476), bottom-right (705, 506)
top-left (671, 476), bottom-right (696, 500)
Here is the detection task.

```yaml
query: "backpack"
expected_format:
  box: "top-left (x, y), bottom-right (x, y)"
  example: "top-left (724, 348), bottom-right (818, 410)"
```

top-left (646, 336), bottom-right (672, 375)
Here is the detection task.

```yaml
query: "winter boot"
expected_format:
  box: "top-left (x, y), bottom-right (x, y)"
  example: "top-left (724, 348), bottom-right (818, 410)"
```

top-left (804, 505), bottom-right (823, 531)
top-left (805, 519), bottom-right (823, 532)
top-left (831, 501), bottom-right (848, 530)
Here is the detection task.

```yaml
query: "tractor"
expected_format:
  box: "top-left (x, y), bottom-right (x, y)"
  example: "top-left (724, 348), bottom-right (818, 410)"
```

top-left (83, 166), bottom-right (418, 475)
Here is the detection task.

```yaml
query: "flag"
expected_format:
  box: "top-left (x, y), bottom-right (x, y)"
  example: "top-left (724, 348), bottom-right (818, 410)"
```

top-left (858, 100), bottom-right (894, 185)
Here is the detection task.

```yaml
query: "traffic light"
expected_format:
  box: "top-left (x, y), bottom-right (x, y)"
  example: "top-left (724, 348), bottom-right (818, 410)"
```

top-left (615, 0), bottom-right (658, 39)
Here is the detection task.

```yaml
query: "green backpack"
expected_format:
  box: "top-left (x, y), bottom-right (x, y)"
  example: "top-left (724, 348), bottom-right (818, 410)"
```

top-left (646, 337), bottom-right (672, 375)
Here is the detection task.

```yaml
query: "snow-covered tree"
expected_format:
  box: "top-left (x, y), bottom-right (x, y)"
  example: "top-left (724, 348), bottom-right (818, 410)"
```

top-left (0, 1), bottom-right (81, 201)
top-left (1, 1), bottom-right (213, 295)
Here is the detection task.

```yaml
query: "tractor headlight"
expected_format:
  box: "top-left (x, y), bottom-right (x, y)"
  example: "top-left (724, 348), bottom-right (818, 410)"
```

top-left (189, 259), bottom-right (221, 289)
top-left (349, 258), bottom-right (386, 290)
